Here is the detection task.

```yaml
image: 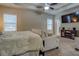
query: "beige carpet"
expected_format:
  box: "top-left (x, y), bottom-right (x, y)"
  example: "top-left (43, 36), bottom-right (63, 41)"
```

top-left (45, 37), bottom-right (79, 56)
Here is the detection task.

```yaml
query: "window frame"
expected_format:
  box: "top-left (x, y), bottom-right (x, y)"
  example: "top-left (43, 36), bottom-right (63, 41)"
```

top-left (3, 14), bottom-right (17, 32)
top-left (47, 18), bottom-right (53, 31)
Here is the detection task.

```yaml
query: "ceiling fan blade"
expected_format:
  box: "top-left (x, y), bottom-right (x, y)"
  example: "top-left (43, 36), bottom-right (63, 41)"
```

top-left (50, 3), bottom-right (58, 6)
top-left (50, 7), bottom-right (54, 10)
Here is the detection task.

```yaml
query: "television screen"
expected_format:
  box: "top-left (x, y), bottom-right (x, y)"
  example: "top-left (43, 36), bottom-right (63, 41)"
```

top-left (61, 12), bottom-right (79, 23)
top-left (62, 15), bottom-right (71, 23)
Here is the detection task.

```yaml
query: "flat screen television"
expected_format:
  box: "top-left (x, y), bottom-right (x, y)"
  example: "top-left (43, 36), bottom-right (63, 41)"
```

top-left (61, 12), bottom-right (79, 23)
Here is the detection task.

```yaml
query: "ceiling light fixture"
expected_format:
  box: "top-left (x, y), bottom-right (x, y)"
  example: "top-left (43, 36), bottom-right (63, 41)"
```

top-left (44, 3), bottom-right (49, 10)
top-left (44, 6), bottom-right (49, 10)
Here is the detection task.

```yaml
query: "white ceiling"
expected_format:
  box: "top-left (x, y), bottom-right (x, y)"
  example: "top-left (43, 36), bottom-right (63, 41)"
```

top-left (0, 3), bottom-right (79, 15)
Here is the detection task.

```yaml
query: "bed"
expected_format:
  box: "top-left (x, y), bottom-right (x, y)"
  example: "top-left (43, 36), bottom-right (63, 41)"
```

top-left (0, 31), bottom-right (43, 56)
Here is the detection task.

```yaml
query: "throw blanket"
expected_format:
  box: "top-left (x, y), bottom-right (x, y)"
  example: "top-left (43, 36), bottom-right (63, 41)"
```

top-left (0, 31), bottom-right (43, 56)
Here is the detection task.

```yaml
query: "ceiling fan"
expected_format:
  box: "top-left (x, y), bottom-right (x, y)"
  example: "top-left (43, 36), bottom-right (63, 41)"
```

top-left (47, 3), bottom-right (58, 10)
top-left (36, 3), bottom-right (58, 10)
top-left (14, 3), bottom-right (58, 11)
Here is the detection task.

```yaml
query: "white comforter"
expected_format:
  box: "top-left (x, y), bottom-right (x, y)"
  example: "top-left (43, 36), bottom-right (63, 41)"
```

top-left (0, 31), bottom-right (43, 56)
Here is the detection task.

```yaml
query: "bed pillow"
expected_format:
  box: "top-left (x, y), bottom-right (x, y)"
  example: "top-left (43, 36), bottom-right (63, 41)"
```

top-left (2, 31), bottom-right (17, 38)
top-left (31, 29), bottom-right (42, 36)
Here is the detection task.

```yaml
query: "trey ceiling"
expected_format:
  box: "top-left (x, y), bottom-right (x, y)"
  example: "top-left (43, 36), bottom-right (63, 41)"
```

top-left (0, 3), bottom-right (79, 15)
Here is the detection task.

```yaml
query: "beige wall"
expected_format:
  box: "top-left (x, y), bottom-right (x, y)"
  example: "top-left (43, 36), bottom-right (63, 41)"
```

top-left (0, 6), bottom-right (54, 34)
top-left (0, 6), bottom-right (42, 32)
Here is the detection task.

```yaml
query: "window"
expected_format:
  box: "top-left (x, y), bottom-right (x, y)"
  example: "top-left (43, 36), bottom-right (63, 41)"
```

top-left (47, 18), bottom-right (53, 30)
top-left (4, 14), bottom-right (17, 31)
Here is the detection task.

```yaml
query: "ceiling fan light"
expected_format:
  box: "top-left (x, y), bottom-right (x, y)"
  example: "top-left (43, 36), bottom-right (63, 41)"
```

top-left (44, 6), bottom-right (49, 10)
